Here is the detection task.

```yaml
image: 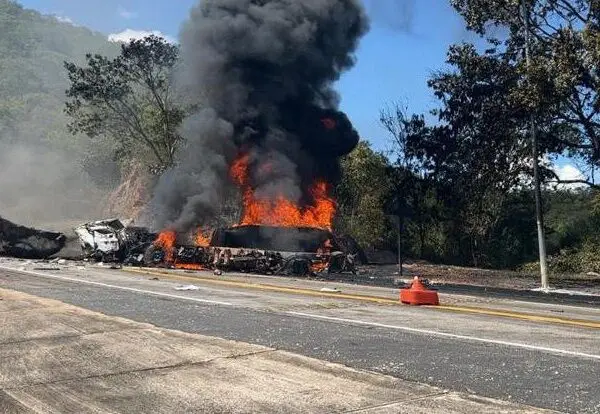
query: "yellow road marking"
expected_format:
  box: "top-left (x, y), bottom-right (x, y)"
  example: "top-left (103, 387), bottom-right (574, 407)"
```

top-left (123, 267), bottom-right (399, 304)
top-left (436, 305), bottom-right (600, 329)
top-left (122, 267), bottom-right (600, 329)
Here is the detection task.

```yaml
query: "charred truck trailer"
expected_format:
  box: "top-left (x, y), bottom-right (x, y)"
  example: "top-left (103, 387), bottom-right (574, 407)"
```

top-left (75, 220), bottom-right (358, 276)
top-left (147, 225), bottom-right (358, 276)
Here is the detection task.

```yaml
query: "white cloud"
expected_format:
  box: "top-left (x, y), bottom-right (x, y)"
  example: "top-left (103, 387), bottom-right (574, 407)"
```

top-left (108, 29), bottom-right (176, 44)
top-left (53, 15), bottom-right (75, 25)
top-left (553, 164), bottom-right (587, 189)
top-left (118, 6), bottom-right (137, 20)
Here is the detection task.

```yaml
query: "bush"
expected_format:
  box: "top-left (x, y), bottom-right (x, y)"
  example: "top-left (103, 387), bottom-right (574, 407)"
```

top-left (521, 238), bottom-right (600, 274)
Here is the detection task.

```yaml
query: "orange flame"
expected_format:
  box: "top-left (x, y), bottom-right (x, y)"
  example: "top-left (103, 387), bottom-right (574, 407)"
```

top-left (154, 230), bottom-right (176, 263)
top-left (230, 153), bottom-right (250, 186)
top-left (230, 152), bottom-right (335, 230)
top-left (310, 260), bottom-right (328, 273)
top-left (177, 229), bottom-right (211, 270)
top-left (153, 229), bottom-right (210, 270)
top-left (175, 263), bottom-right (207, 271)
top-left (195, 228), bottom-right (211, 247)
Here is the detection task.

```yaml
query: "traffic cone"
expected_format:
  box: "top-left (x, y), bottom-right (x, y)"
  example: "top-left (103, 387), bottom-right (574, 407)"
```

top-left (400, 276), bottom-right (439, 305)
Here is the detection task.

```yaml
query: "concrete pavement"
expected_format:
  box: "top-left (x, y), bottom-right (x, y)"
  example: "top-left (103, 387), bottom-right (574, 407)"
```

top-left (0, 288), bottom-right (555, 413)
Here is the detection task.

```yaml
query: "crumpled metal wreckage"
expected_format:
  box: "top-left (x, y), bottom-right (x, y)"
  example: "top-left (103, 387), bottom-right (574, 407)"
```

top-left (74, 219), bottom-right (156, 263)
top-left (0, 216), bottom-right (66, 259)
top-left (74, 221), bottom-right (358, 277)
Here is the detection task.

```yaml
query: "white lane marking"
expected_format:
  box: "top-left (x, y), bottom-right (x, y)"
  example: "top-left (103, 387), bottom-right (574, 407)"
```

top-left (3, 264), bottom-right (598, 360)
top-left (0, 266), bottom-right (233, 306)
top-left (287, 311), bottom-right (600, 361)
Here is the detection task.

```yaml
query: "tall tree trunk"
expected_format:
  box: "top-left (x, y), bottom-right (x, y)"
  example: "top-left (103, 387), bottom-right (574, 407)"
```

top-left (471, 236), bottom-right (478, 268)
top-left (419, 223), bottom-right (426, 258)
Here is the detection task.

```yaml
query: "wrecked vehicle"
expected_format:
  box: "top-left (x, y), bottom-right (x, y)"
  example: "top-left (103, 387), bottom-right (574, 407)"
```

top-left (74, 219), bottom-right (360, 277)
top-left (0, 216), bottom-right (66, 259)
top-left (145, 225), bottom-right (359, 276)
top-left (74, 219), bottom-right (156, 262)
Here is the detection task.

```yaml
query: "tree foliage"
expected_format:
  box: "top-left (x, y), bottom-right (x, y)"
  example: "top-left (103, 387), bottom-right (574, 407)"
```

top-left (451, 0), bottom-right (600, 187)
top-left (362, 0), bottom-right (600, 269)
top-left (65, 35), bottom-right (185, 170)
top-left (379, 43), bottom-right (535, 265)
top-left (335, 141), bottom-right (392, 249)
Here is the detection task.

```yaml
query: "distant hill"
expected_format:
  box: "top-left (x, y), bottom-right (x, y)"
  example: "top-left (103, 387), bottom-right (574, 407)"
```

top-left (0, 0), bottom-right (119, 226)
top-left (0, 0), bottom-right (118, 147)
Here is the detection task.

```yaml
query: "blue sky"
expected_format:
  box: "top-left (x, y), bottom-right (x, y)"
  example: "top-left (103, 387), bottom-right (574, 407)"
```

top-left (17, 0), bottom-right (585, 183)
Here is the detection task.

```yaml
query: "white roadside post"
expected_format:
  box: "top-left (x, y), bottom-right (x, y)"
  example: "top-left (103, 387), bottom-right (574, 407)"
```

top-left (521, 0), bottom-right (549, 290)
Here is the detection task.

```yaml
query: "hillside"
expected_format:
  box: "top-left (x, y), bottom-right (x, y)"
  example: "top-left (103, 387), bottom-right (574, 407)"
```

top-left (0, 0), bottom-right (119, 142)
top-left (0, 0), bottom-right (119, 226)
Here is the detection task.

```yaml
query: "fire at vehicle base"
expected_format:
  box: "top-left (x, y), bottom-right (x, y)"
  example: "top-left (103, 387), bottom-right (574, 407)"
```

top-left (144, 245), bottom-right (356, 277)
top-left (74, 221), bottom-right (359, 278)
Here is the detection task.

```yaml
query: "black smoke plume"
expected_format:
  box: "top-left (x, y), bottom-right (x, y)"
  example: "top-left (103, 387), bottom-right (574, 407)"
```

top-left (148, 0), bottom-right (369, 232)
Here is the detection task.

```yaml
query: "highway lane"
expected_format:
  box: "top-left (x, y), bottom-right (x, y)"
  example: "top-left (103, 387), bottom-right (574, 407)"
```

top-left (1, 265), bottom-right (599, 413)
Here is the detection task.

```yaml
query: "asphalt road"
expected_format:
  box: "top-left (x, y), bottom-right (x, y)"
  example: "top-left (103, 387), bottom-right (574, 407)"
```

top-left (1, 267), bottom-right (599, 414)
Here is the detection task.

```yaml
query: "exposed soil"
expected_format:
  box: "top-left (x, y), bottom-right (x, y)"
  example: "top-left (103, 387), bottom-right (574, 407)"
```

top-left (103, 162), bottom-right (155, 222)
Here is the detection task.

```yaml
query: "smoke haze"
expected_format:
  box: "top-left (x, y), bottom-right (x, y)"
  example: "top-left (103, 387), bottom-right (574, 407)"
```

top-left (0, 142), bottom-right (104, 229)
top-left (0, 2), bottom-right (121, 231)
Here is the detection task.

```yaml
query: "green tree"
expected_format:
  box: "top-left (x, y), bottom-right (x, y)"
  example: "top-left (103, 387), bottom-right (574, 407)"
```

top-left (64, 35), bottom-right (185, 170)
top-left (394, 44), bottom-right (532, 266)
top-left (336, 141), bottom-right (392, 249)
top-left (379, 106), bottom-right (439, 259)
top-left (451, 0), bottom-right (600, 187)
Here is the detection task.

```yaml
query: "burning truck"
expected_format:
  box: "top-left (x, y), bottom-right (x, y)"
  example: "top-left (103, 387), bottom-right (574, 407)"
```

top-left (76, 0), bottom-right (369, 277)
top-left (74, 220), bottom-right (358, 276)
top-left (145, 225), bottom-right (357, 276)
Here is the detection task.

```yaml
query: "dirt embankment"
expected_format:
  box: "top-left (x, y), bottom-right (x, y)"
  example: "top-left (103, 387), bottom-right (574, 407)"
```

top-left (102, 162), bottom-right (156, 223)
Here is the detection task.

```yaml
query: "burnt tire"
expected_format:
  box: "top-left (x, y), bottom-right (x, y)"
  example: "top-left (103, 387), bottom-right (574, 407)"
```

top-left (143, 244), bottom-right (167, 266)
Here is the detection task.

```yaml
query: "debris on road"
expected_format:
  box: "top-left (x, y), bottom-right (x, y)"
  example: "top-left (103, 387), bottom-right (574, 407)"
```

top-left (175, 285), bottom-right (200, 291)
top-left (0, 216), bottom-right (66, 259)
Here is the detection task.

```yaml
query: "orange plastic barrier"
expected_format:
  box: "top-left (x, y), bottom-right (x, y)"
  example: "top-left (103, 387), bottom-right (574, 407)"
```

top-left (399, 276), bottom-right (439, 306)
